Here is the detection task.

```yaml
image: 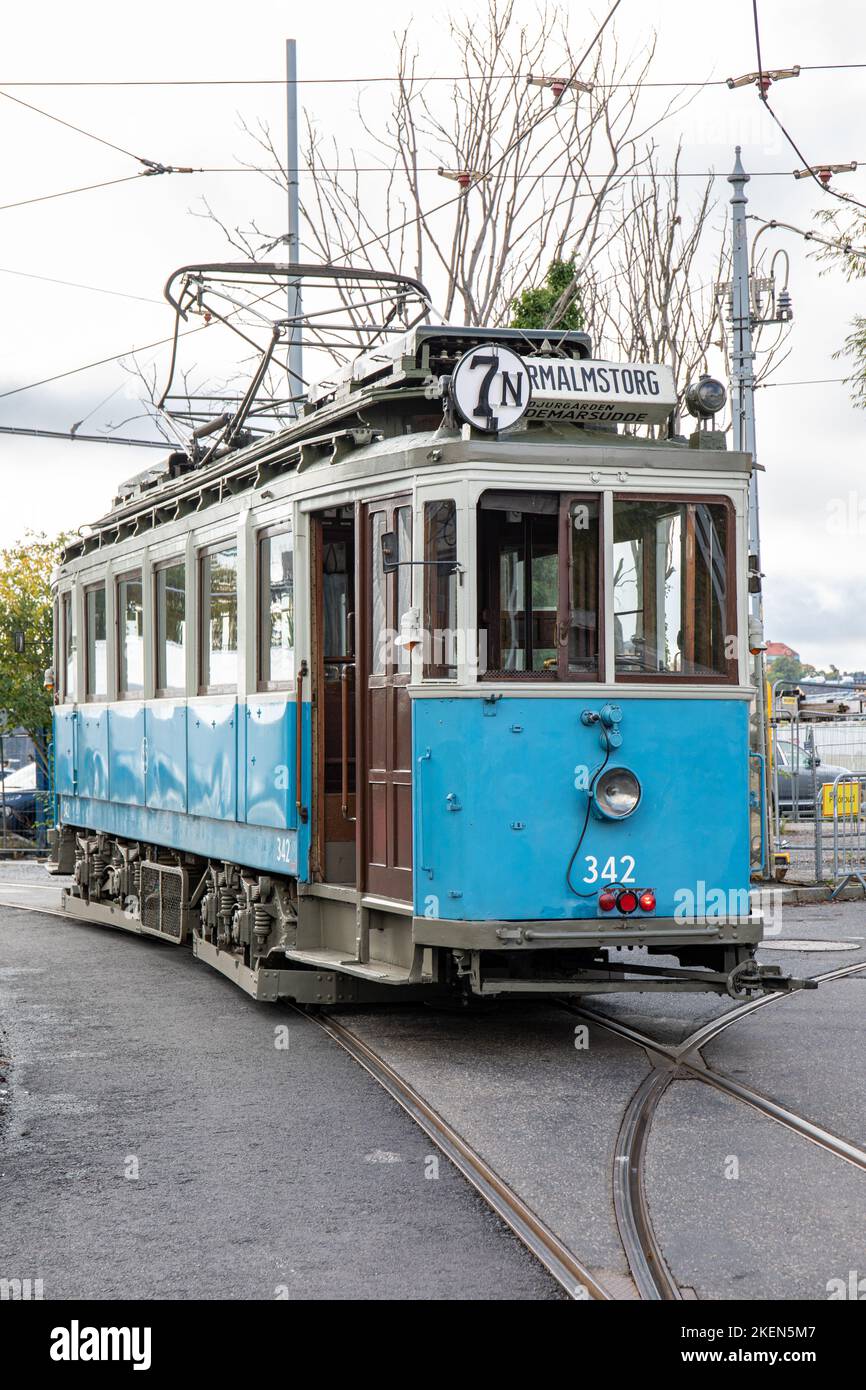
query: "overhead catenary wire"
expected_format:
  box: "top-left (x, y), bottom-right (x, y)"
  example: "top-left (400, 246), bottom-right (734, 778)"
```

top-left (0, 278), bottom-right (326, 403)
top-left (746, 213), bottom-right (866, 259)
top-left (0, 266), bottom-right (164, 303)
top-left (750, 2), bottom-right (866, 214)
top-left (0, 86), bottom-right (201, 178)
top-left (0, 87), bottom-right (147, 162)
top-left (0, 172), bottom-right (148, 212)
top-left (336, 0), bottom-right (628, 262)
top-left (183, 165), bottom-right (866, 178)
top-left (0, 324), bottom-right (212, 400)
top-left (756, 376), bottom-right (849, 388)
top-left (4, 164), bottom-right (866, 216)
top-left (0, 61), bottom-right (863, 87)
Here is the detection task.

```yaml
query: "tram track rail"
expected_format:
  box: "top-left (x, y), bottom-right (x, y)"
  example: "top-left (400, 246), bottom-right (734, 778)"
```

top-left (564, 959), bottom-right (866, 1300)
top-left (4, 888), bottom-right (864, 1303)
top-left (0, 891), bottom-right (615, 1302)
top-left (297, 1006), bottom-right (615, 1302)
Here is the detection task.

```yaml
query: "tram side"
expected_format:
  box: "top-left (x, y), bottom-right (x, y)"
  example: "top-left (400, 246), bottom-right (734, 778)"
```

top-left (46, 416), bottom-right (792, 1002)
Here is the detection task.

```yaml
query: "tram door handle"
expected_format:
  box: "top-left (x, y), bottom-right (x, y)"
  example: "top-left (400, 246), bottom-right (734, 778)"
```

top-left (296, 659), bottom-right (309, 824)
top-left (341, 662), bottom-right (356, 822)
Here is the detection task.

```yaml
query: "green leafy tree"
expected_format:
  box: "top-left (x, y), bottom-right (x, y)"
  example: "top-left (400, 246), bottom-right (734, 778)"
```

top-left (510, 259), bottom-right (583, 332)
top-left (0, 531), bottom-right (65, 778)
top-left (813, 209), bottom-right (866, 408)
top-left (766, 653), bottom-right (815, 687)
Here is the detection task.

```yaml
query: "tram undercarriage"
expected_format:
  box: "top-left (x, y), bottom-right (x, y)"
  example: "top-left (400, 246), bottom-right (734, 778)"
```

top-left (51, 828), bottom-right (810, 1002)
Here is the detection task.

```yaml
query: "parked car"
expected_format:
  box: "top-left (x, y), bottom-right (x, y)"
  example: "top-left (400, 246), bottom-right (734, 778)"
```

top-left (773, 739), bottom-right (851, 814)
top-left (0, 760), bottom-right (38, 833)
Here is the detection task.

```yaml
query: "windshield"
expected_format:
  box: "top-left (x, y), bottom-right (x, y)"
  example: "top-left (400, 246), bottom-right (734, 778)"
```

top-left (476, 490), bottom-right (735, 683)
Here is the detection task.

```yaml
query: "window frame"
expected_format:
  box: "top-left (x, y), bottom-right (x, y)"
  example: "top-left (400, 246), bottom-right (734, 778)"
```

top-left (558, 492), bottom-right (604, 682)
top-left (476, 489), bottom-right (604, 683)
top-left (198, 538), bottom-right (239, 696)
top-left (84, 580), bottom-right (108, 703)
top-left (611, 491), bottom-right (738, 685)
top-left (256, 524), bottom-right (294, 692)
top-left (60, 590), bottom-right (76, 703)
top-left (422, 498), bottom-right (459, 681)
top-left (366, 496), bottom-right (412, 685)
top-left (153, 556), bottom-right (187, 698)
top-left (114, 568), bottom-right (145, 700)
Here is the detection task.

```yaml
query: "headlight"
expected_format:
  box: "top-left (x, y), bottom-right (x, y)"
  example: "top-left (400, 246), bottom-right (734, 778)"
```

top-left (593, 766), bottom-right (641, 820)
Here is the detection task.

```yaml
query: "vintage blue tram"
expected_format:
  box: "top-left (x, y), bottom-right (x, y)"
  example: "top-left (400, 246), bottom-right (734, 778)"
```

top-left (48, 311), bottom-right (797, 1004)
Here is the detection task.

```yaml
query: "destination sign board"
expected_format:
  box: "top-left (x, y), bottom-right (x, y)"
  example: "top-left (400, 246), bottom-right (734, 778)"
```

top-left (523, 357), bottom-right (676, 426)
top-left (448, 344), bottom-right (677, 432)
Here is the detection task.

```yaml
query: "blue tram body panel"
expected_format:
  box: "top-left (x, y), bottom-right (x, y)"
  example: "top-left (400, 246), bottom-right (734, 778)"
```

top-left (411, 696), bottom-right (750, 921)
top-left (55, 698), bottom-right (312, 880)
top-left (187, 699), bottom-right (239, 821)
top-left (109, 703), bottom-right (146, 806)
top-left (76, 709), bottom-right (109, 801)
top-left (244, 698), bottom-right (297, 831)
top-left (145, 702), bottom-right (187, 813)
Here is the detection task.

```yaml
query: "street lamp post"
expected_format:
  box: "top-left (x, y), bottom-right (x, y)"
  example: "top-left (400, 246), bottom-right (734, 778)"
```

top-left (728, 147), bottom-right (771, 877)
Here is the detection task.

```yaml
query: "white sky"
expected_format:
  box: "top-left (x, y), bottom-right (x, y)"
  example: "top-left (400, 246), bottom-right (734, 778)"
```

top-left (1, 0), bottom-right (865, 669)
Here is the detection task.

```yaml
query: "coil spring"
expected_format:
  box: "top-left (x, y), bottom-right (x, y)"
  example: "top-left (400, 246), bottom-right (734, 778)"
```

top-left (219, 885), bottom-right (235, 919)
top-left (253, 903), bottom-right (270, 943)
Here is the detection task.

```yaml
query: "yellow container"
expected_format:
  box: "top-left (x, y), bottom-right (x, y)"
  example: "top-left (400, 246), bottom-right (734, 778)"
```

top-left (822, 781), bottom-right (860, 818)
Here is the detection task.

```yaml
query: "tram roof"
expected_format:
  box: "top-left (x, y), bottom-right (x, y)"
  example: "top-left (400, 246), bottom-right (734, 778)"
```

top-left (61, 324), bottom-right (745, 565)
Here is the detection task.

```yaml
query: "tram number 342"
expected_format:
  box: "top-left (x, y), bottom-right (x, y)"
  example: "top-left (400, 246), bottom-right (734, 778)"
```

top-left (582, 855), bottom-right (636, 885)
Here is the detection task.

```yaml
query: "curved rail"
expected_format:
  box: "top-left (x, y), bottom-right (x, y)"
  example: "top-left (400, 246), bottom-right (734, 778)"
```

top-left (567, 958), bottom-right (866, 1299)
top-left (7, 888), bottom-right (862, 1301)
top-left (612, 1067), bottom-right (683, 1300)
top-left (300, 1007), bottom-right (614, 1302)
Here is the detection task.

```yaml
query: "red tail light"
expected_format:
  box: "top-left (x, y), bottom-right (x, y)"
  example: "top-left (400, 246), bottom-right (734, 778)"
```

top-left (598, 890), bottom-right (617, 912)
top-left (616, 889), bottom-right (638, 914)
top-left (639, 889), bottom-right (656, 912)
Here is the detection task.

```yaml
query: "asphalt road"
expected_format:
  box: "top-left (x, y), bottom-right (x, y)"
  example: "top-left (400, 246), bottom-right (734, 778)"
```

top-left (0, 875), bottom-right (560, 1301)
top-left (1, 863), bottom-right (864, 1302)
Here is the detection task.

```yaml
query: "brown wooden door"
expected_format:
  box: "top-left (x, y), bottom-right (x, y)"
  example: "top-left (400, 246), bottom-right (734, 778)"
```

top-left (362, 497), bottom-right (413, 901)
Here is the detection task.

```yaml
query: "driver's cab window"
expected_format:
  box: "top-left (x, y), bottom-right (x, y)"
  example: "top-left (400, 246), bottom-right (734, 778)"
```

top-left (476, 491), bottom-right (600, 681)
top-left (612, 497), bottom-right (733, 680)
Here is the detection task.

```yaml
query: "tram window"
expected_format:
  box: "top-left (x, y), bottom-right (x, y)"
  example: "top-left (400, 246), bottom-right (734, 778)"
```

top-left (482, 496), bottom-right (558, 675)
top-left (155, 560), bottom-right (186, 695)
top-left (568, 498), bottom-right (601, 674)
top-left (85, 584), bottom-right (107, 700)
top-left (370, 512), bottom-right (387, 675)
top-left (200, 545), bottom-right (238, 692)
top-left (477, 491), bottom-right (600, 679)
top-left (613, 498), bottom-right (732, 679)
top-left (61, 591), bottom-right (76, 702)
top-left (396, 506), bottom-right (412, 674)
top-left (258, 529), bottom-right (294, 688)
top-left (117, 572), bottom-right (144, 697)
top-left (423, 500), bottom-right (458, 679)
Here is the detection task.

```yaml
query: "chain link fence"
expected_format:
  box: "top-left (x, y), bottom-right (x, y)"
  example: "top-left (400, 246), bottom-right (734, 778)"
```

top-left (0, 730), bottom-right (52, 857)
top-left (769, 711), bottom-right (866, 887)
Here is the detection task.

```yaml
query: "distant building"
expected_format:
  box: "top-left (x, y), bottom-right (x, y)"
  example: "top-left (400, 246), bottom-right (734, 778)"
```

top-left (766, 642), bottom-right (800, 661)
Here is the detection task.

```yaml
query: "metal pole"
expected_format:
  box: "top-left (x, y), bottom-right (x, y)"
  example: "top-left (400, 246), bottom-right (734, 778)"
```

top-left (809, 725), bottom-right (823, 882)
top-left (728, 146), bottom-right (771, 877)
top-left (0, 732), bottom-right (7, 849)
top-left (286, 38), bottom-right (303, 417)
